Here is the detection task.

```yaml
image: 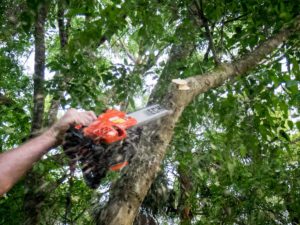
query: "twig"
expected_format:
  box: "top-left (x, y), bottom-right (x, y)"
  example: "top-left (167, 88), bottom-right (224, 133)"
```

top-left (119, 38), bottom-right (137, 63)
top-left (22, 48), bottom-right (33, 67)
top-left (204, 44), bottom-right (210, 61)
top-left (223, 14), bottom-right (249, 25)
top-left (194, 0), bottom-right (221, 65)
top-left (291, 137), bottom-right (300, 144)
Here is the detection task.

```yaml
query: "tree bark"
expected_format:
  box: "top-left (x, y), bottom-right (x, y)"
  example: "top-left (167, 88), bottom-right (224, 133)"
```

top-left (30, 3), bottom-right (47, 136)
top-left (178, 166), bottom-right (193, 225)
top-left (95, 16), bottom-right (300, 225)
top-left (23, 3), bottom-right (48, 225)
top-left (133, 212), bottom-right (158, 225)
top-left (57, 0), bottom-right (68, 49)
top-left (46, 0), bottom-right (69, 126)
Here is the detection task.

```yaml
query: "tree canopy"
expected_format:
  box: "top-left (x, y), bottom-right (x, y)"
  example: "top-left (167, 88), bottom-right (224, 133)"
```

top-left (0, 0), bottom-right (300, 224)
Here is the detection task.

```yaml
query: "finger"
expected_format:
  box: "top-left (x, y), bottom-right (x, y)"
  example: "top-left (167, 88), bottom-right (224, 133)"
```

top-left (74, 115), bottom-right (88, 126)
top-left (84, 112), bottom-right (96, 123)
top-left (74, 112), bottom-right (95, 126)
top-left (68, 108), bottom-right (77, 113)
top-left (87, 111), bottom-right (97, 121)
top-left (77, 118), bottom-right (88, 126)
top-left (66, 108), bottom-right (77, 117)
top-left (81, 117), bottom-right (94, 126)
top-left (84, 112), bottom-right (97, 122)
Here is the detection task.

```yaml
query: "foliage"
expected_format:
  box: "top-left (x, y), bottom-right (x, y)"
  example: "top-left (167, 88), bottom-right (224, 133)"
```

top-left (0, 0), bottom-right (299, 224)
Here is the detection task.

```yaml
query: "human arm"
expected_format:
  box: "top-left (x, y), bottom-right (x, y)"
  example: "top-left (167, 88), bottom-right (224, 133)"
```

top-left (0, 109), bottom-right (97, 195)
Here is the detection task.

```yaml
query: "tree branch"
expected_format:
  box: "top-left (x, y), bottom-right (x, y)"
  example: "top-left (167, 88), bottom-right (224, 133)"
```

top-left (119, 38), bottom-right (137, 63)
top-left (223, 14), bottom-right (249, 25)
top-left (291, 137), bottom-right (300, 145)
top-left (188, 15), bottom-right (300, 98)
top-left (96, 15), bottom-right (300, 225)
top-left (194, 0), bottom-right (220, 65)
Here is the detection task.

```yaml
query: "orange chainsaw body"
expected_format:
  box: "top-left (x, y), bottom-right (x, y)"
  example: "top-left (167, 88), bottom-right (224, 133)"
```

top-left (76, 109), bottom-right (137, 144)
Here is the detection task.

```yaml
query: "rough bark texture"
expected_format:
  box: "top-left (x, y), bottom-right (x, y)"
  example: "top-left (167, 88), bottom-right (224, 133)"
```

top-left (46, 0), bottom-right (69, 126)
top-left (133, 213), bottom-right (158, 225)
top-left (47, 96), bottom-right (61, 126)
top-left (23, 3), bottom-right (48, 225)
top-left (57, 0), bottom-right (68, 49)
top-left (95, 16), bottom-right (300, 225)
top-left (178, 167), bottom-right (193, 225)
top-left (30, 4), bottom-right (47, 136)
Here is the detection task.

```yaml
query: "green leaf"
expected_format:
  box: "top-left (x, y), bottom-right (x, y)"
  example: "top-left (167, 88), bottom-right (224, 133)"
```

top-left (291, 57), bottom-right (300, 79)
top-left (279, 130), bottom-right (290, 141)
top-left (296, 121), bottom-right (300, 131)
top-left (287, 120), bottom-right (293, 130)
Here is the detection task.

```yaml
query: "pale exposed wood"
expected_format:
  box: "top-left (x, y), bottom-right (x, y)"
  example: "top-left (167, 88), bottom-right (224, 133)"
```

top-left (172, 79), bottom-right (190, 90)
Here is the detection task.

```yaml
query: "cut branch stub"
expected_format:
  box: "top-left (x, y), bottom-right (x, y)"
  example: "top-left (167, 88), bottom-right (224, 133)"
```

top-left (172, 79), bottom-right (190, 90)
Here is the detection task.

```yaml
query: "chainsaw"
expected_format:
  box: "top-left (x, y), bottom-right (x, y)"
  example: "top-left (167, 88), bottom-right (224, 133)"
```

top-left (63, 104), bottom-right (171, 189)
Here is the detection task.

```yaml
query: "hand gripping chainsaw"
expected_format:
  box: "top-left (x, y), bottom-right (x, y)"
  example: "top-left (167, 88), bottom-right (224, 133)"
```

top-left (63, 104), bottom-right (171, 189)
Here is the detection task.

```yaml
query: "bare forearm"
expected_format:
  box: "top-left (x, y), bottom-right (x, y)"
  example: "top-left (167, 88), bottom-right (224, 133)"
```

top-left (0, 109), bottom-right (97, 196)
top-left (0, 129), bottom-right (57, 195)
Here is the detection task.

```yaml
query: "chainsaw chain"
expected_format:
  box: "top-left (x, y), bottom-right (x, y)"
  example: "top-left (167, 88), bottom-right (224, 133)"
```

top-left (62, 126), bottom-right (139, 189)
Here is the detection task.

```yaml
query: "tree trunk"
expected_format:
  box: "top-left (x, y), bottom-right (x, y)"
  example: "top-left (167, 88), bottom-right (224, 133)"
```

top-left (95, 16), bottom-right (300, 225)
top-left (133, 212), bottom-right (158, 225)
top-left (30, 3), bottom-right (47, 136)
top-left (46, 0), bottom-right (69, 126)
top-left (178, 166), bottom-right (193, 225)
top-left (23, 3), bottom-right (48, 225)
top-left (95, 13), bottom-right (199, 225)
